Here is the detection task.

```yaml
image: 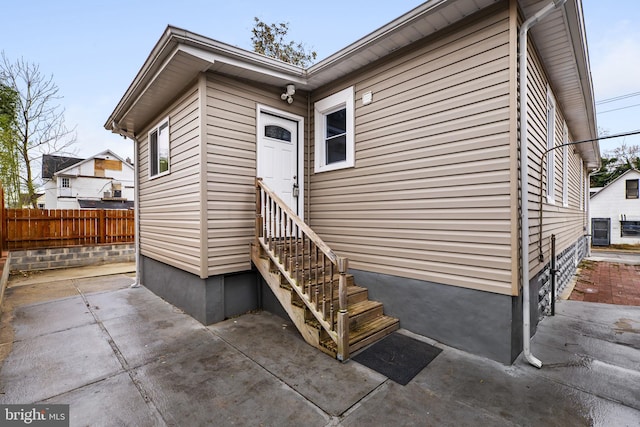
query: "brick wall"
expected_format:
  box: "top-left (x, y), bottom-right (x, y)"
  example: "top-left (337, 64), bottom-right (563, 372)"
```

top-left (9, 244), bottom-right (135, 272)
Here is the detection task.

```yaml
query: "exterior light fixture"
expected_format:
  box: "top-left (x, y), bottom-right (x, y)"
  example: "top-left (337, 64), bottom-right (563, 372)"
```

top-left (281, 84), bottom-right (296, 104)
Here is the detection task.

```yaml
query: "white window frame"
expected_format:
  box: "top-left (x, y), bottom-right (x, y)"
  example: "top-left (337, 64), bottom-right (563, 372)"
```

top-left (149, 117), bottom-right (170, 179)
top-left (314, 86), bottom-right (355, 173)
top-left (60, 177), bottom-right (70, 188)
top-left (562, 124), bottom-right (568, 207)
top-left (580, 159), bottom-right (584, 211)
top-left (546, 87), bottom-right (556, 204)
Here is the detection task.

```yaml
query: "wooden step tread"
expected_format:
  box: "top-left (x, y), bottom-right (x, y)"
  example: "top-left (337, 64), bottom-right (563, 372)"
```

top-left (348, 300), bottom-right (382, 317)
top-left (320, 315), bottom-right (400, 352)
top-left (347, 315), bottom-right (399, 344)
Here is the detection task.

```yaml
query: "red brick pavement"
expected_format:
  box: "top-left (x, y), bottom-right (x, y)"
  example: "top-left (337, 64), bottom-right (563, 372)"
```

top-left (570, 260), bottom-right (640, 306)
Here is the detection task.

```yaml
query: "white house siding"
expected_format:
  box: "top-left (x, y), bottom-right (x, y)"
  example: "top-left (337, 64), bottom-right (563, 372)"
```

top-left (204, 73), bottom-right (307, 276)
top-left (525, 35), bottom-right (589, 277)
top-left (309, 4), bottom-right (515, 295)
top-left (591, 170), bottom-right (640, 245)
top-left (138, 84), bottom-right (202, 276)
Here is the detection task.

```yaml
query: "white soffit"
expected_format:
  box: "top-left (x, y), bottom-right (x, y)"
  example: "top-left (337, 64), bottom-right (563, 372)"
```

top-left (307, 0), bottom-right (501, 87)
top-left (520, 0), bottom-right (599, 168)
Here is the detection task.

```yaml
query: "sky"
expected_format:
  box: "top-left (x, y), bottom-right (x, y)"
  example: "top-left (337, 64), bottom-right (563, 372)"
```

top-left (1, 0), bottom-right (639, 167)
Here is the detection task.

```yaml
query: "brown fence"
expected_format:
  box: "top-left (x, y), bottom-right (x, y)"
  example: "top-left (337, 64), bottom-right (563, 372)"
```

top-left (2, 209), bottom-right (135, 251)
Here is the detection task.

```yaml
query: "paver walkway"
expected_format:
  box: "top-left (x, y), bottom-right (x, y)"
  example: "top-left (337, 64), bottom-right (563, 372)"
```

top-left (570, 259), bottom-right (640, 305)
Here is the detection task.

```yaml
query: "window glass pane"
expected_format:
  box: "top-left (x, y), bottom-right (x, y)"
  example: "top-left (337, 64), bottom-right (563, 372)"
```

top-left (626, 179), bottom-right (639, 199)
top-left (158, 122), bottom-right (169, 174)
top-left (621, 221), bottom-right (640, 236)
top-left (326, 109), bottom-right (346, 138)
top-left (265, 125), bottom-right (291, 142)
top-left (150, 130), bottom-right (158, 176)
top-left (326, 134), bottom-right (346, 164)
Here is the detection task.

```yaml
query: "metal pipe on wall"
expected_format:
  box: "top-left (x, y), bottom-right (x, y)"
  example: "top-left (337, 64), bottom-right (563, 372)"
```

top-left (519, 0), bottom-right (567, 369)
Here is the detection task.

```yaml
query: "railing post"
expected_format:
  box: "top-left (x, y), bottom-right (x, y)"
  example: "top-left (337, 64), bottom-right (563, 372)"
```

top-left (337, 256), bottom-right (350, 361)
top-left (255, 178), bottom-right (263, 246)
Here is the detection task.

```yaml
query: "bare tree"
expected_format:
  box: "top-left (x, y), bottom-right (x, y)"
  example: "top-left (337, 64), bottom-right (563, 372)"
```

top-left (0, 52), bottom-right (76, 207)
top-left (251, 18), bottom-right (317, 67)
top-left (607, 142), bottom-right (640, 169)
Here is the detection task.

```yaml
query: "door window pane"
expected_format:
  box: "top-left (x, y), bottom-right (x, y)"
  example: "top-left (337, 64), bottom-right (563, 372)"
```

top-left (265, 125), bottom-right (291, 142)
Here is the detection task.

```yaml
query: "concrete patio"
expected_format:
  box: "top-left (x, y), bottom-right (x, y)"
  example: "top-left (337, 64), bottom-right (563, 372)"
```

top-left (0, 264), bottom-right (638, 426)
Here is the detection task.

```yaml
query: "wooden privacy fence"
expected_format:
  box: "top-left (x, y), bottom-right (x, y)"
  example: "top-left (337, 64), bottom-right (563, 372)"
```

top-left (2, 209), bottom-right (135, 250)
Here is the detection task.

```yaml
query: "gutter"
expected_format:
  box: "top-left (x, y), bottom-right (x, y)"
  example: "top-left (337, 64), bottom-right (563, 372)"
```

top-left (518, 0), bottom-right (566, 369)
top-left (111, 122), bottom-right (141, 288)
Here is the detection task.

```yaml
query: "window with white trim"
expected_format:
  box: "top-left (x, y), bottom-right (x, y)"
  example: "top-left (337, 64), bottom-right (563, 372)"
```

top-left (579, 159), bottom-right (584, 211)
top-left (61, 177), bottom-right (70, 188)
top-left (546, 88), bottom-right (556, 204)
top-left (562, 124), bottom-right (568, 207)
top-left (314, 87), bottom-right (354, 173)
top-left (149, 117), bottom-right (170, 178)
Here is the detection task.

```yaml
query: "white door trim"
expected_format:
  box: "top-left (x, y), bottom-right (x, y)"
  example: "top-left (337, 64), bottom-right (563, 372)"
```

top-left (256, 104), bottom-right (305, 220)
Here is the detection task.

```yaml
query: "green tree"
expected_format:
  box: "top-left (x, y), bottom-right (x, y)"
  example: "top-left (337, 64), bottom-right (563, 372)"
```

top-left (251, 18), bottom-right (317, 67)
top-left (591, 144), bottom-right (640, 188)
top-left (0, 52), bottom-right (76, 208)
top-left (0, 83), bottom-right (21, 207)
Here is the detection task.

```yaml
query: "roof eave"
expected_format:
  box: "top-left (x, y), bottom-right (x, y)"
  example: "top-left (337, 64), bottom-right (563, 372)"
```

top-left (104, 26), bottom-right (307, 135)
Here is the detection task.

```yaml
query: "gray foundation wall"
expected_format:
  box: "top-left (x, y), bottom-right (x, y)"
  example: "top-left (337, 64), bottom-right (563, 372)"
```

top-left (350, 269), bottom-right (523, 364)
top-left (140, 236), bottom-right (587, 364)
top-left (9, 244), bottom-right (135, 272)
top-left (140, 256), bottom-right (259, 325)
top-left (352, 235), bottom-right (588, 364)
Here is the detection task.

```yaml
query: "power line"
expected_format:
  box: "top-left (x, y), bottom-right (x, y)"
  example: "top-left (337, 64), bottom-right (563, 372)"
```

top-left (596, 91), bottom-right (640, 105)
top-left (598, 102), bottom-right (640, 114)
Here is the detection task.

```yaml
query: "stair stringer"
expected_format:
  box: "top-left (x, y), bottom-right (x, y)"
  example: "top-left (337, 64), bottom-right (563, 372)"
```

top-left (251, 244), bottom-right (329, 353)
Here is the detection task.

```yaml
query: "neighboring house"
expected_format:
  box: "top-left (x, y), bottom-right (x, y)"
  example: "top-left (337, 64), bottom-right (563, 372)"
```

top-left (106, 0), bottom-right (599, 364)
top-left (41, 150), bottom-right (134, 209)
top-left (590, 169), bottom-right (640, 246)
top-left (18, 193), bottom-right (45, 209)
top-left (589, 187), bottom-right (603, 198)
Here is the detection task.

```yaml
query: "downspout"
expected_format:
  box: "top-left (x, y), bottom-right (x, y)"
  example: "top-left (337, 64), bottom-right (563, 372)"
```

top-left (518, 0), bottom-right (566, 369)
top-left (131, 137), bottom-right (141, 288)
top-left (111, 121), bottom-right (141, 288)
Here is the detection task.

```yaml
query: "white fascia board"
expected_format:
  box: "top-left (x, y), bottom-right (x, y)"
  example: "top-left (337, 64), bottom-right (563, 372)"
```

top-left (105, 26), bottom-right (178, 130)
top-left (179, 44), bottom-right (308, 87)
top-left (119, 45), bottom-right (185, 124)
top-left (307, 0), bottom-right (450, 75)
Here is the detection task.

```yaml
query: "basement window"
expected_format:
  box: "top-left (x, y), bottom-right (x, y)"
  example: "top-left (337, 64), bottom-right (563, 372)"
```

top-left (621, 220), bottom-right (640, 237)
top-left (626, 179), bottom-right (639, 199)
top-left (149, 117), bottom-right (170, 178)
top-left (314, 87), bottom-right (354, 173)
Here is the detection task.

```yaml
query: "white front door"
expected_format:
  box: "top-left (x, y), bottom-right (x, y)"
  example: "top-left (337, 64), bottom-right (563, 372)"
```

top-left (257, 111), bottom-right (299, 215)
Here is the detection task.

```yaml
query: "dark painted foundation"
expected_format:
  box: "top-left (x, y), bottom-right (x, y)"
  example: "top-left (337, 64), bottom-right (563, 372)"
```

top-left (141, 234), bottom-right (585, 364)
top-left (140, 256), bottom-right (259, 325)
top-left (350, 269), bottom-right (524, 364)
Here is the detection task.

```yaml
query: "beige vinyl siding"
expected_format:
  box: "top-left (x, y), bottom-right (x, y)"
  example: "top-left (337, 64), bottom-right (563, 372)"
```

top-left (138, 84), bottom-right (202, 275)
top-left (309, 3), bottom-right (514, 295)
top-left (525, 37), bottom-right (588, 277)
top-left (204, 73), bottom-right (307, 276)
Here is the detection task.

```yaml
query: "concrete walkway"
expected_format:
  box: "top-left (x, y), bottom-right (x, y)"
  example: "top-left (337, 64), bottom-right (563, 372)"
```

top-left (0, 264), bottom-right (639, 426)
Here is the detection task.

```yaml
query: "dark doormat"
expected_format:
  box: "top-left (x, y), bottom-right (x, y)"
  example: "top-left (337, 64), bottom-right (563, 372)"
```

top-left (352, 332), bottom-right (442, 385)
